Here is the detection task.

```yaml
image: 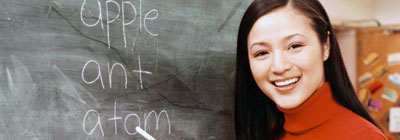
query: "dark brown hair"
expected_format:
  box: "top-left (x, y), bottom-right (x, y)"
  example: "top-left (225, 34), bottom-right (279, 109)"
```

top-left (235, 0), bottom-right (378, 139)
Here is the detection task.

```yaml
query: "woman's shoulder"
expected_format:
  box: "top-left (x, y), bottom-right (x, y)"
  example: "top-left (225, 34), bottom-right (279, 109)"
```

top-left (347, 128), bottom-right (387, 140)
top-left (328, 108), bottom-right (387, 140)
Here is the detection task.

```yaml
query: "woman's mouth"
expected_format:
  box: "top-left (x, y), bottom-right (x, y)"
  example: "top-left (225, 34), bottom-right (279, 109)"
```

top-left (273, 77), bottom-right (300, 87)
top-left (272, 76), bottom-right (301, 91)
top-left (272, 77), bottom-right (301, 93)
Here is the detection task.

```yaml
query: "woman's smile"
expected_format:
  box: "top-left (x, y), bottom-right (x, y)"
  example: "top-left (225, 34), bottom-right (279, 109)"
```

top-left (272, 76), bottom-right (301, 93)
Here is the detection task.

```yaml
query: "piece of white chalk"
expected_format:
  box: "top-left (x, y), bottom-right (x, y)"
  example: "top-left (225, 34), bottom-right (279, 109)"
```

top-left (136, 127), bottom-right (156, 140)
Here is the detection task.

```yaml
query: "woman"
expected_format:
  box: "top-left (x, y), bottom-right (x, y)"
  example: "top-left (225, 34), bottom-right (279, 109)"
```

top-left (234, 0), bottom-right (386, 139)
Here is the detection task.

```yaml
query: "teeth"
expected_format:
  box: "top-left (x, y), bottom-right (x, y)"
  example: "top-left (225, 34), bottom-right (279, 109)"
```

top-left (274, 77), bottom-right (299, 87)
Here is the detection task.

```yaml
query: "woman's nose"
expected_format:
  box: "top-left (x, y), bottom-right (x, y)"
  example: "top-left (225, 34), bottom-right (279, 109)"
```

top-left (271, 52), bottom-right (291, 74)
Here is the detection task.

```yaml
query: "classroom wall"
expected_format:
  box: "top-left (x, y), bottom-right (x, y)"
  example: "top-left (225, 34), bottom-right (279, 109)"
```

top-left (319, 0), bottom-right (376, 24)
top-left (335, 30), bottom-right (358, 90)
top-left (320, 0), bottom-right (400, 26)
top-left (320, 0), bottom-right (400, 91)
top-left (375, 0), bottom-right (400, 25)
top-left (319, 0), bottom-right (374, 91)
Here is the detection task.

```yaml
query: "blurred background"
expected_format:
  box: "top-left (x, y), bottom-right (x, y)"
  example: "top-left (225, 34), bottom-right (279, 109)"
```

top-left (320, 0), bottom-right (400, 139)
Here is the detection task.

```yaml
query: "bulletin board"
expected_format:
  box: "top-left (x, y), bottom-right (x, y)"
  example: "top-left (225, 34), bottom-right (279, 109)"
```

top-left (356, 25), bottom-right (400, 140)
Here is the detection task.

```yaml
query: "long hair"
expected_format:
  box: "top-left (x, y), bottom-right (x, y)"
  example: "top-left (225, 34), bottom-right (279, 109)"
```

top-left (235, 0), bottom-right (379, 139)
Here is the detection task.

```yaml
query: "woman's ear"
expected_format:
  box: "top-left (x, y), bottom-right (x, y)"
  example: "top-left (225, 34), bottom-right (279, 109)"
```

top-left (323, 31), bottom-right (330, 61)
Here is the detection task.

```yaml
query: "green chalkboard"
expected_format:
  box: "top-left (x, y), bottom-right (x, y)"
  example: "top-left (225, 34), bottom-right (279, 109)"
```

top-left (0, 0), bottom-right (250, 139)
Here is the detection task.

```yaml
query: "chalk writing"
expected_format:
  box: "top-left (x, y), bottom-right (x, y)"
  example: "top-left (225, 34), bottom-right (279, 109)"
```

top-left (143, 9), bottom-right (159, 36)
top-left (82, 109), bottom-right (105, 136)
top-left (107, 101), bottom-right (122, 134)
top-left (81, 57), bottom-right (151, 89)
top-left (132, 55), bottom-right (152, 89)
top-left (105, 0), bottom-right (120, 48)
top-left (122, 0), bottom-right (137, 48)
top-left (80, 0), bottom-right (159, 48)
top-left (81, 60), bottom-right (105, 89)
top-left (125, 113), bottom-right (140, 135)
top-left (82, 101), bottom-right (171, 136)
top-left (79, 0), bottom-right (165, 138)
top-left (107, 62), bottom-right (127, 89)
top-left (144, 110), bottom-right (171, 134)
top-left (80, 0), bottom-right (104, 28)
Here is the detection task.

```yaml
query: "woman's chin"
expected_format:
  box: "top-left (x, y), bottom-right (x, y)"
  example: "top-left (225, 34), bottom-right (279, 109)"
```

top-left (276, 100), bottom-right (301, 109)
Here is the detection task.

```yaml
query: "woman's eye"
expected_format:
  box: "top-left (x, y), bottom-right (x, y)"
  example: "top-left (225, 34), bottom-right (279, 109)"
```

top-left (255, 51), bottom-right (269, 57)
top-left (289, 44), bottom-right (303, 50)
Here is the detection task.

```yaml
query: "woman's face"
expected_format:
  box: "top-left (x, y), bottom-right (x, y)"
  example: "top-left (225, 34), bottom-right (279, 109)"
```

top-left (247, 7), bottom-right (330, 109)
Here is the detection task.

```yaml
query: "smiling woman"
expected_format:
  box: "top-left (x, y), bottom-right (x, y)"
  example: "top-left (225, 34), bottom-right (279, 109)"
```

top-left (247, 7), bottom-right (329, 109)
top-left (234, 0), bottom-right (387, 140)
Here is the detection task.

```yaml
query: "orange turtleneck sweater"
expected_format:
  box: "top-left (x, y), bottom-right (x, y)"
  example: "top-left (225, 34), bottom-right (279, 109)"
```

top-left (277, 83), bottom-right (386, 140)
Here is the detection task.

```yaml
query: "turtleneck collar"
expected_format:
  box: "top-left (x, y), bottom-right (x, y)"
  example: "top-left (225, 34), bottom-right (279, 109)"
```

top-left (277, 82), bottom-right (346, 133)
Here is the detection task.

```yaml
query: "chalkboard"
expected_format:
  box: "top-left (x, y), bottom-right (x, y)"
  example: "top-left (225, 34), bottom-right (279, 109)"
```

top-left (0, 0), bottom-right (250, 139)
